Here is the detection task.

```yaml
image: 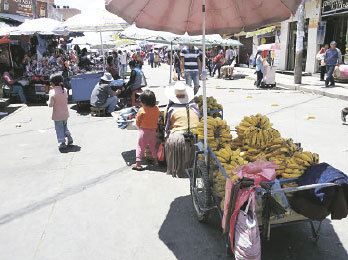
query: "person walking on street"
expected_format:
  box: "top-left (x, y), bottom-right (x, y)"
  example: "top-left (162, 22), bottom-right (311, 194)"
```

top-left (174, 51), bottom-right (181, 80)
top-left (148, 49), bottom-right (155, 68)
top-left (118, 50), bottom-right (127, 78)
top-left (47, 74), bottom-right (73, 150)
top-left (316, 44), bottom-right (329, 81)
top-left (180, 44), bottom-right (202, 95)
top-left (324, 41), bottom-right (342, 88)
top-left (212, 50), bottom-right (225, 78)
top-left (255, 50), bottom-right (264, 88)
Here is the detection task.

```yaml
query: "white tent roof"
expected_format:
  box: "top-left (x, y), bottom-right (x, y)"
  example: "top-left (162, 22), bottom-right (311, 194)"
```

top-left (57, 9), bottom-right (128, 32)
top-left (10, 18), bottom-right (63, 35)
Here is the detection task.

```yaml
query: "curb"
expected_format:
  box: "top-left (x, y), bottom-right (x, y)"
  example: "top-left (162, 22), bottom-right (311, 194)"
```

top-left (0, 104), bottom-right (28, 123)
top-left (245, 76), bottom-right (348, 101)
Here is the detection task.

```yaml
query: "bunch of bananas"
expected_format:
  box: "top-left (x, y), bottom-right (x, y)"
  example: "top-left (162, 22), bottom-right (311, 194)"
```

top-left (235, 114), bottom-right (273, 137)
top-left (194, 116), bottom-right (233, 151)
top-left (194, 95), bottom-right (223, 117)
top-left (279, 152), bottom-right (319, 178)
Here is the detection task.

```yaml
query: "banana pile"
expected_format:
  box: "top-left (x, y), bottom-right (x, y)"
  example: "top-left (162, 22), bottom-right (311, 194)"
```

top-left (194, 95), bottom-right (223, 117)
top-left (235, 114), bottom-right (281, 149)
top-left (277, 151), bottom-right (319, 179)
top-left (210, 147), bottom-right (246, 200)
top-left (195, 116), bottom-right (233, 151)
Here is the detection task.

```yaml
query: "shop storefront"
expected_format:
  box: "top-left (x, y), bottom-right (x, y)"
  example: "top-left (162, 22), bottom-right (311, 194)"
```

top-left (321, 0), bottom-right (348, 63)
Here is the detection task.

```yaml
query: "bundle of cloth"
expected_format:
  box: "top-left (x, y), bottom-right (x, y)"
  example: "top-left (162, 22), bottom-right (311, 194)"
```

top-left (290, 163), bottom-right (348, 221)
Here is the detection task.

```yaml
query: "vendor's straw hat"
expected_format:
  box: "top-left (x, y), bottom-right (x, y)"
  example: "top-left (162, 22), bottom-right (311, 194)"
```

top-left (101, 72), bottom-right (113, 82)
top-left (165, 81), bottom-right (195, 104)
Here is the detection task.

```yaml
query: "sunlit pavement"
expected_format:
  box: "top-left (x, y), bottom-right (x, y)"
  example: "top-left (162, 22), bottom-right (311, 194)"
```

top-left (0, 63), bottom-right (347, 260)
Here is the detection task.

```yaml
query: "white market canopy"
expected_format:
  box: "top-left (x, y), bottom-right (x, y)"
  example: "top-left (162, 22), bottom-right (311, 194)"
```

top-left (10, 18), bottom-right (63, 36)
top-left (57, 9), bottom-right (128, 32)
top-left (120, 24), bottom-right (241, 46)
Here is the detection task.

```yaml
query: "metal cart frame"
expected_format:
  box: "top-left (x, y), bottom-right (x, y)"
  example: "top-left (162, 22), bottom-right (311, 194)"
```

top-left (185, 141), bottom-right (337, 255)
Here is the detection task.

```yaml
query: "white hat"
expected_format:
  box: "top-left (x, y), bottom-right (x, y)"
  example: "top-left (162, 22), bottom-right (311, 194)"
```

top-left (165, 81), bottom-right (195, 104)
top-left (100, 72), bottom-right (113, 82)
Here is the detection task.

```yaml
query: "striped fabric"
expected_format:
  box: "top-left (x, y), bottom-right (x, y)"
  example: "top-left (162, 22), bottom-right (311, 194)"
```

top-left (181, 47), bottom-right (199, 72)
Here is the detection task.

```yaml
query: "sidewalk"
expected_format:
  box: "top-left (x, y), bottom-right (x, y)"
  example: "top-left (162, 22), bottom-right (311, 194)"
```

top-left (235, 67), bottom-right (348, 101)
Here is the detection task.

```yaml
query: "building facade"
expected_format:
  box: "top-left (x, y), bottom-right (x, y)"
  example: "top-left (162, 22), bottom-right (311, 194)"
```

top-left (249, 0), bottom-right (347, 73)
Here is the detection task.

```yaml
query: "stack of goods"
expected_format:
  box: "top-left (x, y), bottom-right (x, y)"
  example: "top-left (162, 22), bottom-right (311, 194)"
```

top-left (194, 116), bottom-right (232, 151)
top-left (231, 114), bottom-right (320, 186)
top-left (193, 95), bottom-right (223, 118)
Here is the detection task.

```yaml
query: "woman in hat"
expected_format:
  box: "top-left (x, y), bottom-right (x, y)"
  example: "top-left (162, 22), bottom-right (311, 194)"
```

top-left (164, 82), bottom-right (200, 178)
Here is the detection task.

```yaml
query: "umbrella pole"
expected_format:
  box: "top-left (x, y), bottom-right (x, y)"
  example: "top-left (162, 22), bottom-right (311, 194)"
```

top-left (169, 41), bottom-right (173, 84)
top-left (202, 0), bottom-right (208, 154)
top-left (8, 43), bottom-right (14, 68)
top-left (100, 31), bottom-right (105, 72)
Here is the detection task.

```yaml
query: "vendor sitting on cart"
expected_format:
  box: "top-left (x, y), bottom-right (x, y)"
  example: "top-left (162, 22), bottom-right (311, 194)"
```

top-left (118, 60), bottom-right (146, 99)
top-left (164, 82), bottom-right (199, 178)
top-left (90, 73), bottom-right (121, 115)
top-left (2, 69), bottom-right (27, 104)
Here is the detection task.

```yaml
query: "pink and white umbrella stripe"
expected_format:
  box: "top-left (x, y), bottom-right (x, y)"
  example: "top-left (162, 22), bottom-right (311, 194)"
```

top-left (105, 0), bottom-right (301, 36)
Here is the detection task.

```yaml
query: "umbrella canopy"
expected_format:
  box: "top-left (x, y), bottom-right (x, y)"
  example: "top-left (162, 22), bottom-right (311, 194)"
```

top-left (219, 39), bottom-right (243, 47)
top-left (257, 43), bottom-right (281, 51)
top-left (57, 9), bottom-right (128, 32)
top-left (10, 18), bottom-right (63, 35)
top-left (120, 24), bottom-right (177, 43)
top-left (106, 0), bottom-right (301, 35)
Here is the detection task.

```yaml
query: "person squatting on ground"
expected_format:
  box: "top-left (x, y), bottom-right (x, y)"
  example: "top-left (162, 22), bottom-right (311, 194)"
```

top-left (2, 69), bottom-right (27, 103)
top-left (90, 73), bottom-right (121, 115)
top-left (47, 74), bottom-right (73, 150)
top-left (132, 90), bottom-right (160, 171)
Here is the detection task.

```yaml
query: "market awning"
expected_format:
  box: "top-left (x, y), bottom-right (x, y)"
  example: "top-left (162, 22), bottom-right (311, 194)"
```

top-left (246, 26), bottom-right (276, 38)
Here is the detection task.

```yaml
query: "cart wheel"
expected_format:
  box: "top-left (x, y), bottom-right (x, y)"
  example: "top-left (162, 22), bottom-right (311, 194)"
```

top-left (191, 160), bottom-right (212, 223)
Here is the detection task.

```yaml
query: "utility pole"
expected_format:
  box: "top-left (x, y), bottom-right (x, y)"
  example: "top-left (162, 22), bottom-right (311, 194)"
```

top-left (294, 0), bottom-right (305, 84)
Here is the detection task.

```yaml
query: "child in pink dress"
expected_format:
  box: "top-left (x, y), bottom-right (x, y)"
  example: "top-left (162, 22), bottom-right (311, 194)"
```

top-left (47, 74), bottom-right (73, 150)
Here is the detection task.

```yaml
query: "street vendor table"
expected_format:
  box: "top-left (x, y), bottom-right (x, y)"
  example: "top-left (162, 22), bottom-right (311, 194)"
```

top-left (70, 72), bottom-right (103, 106)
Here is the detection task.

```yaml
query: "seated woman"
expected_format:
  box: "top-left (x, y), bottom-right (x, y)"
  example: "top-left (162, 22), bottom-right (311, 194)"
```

top-left (164, 82), bottom-right (199, 178)
top-left (119, 60), bottom-right (146, 99)
top-left (106, 56), bottom-right (119, 80)
top-left (2, 69), bottom-right (27, 103)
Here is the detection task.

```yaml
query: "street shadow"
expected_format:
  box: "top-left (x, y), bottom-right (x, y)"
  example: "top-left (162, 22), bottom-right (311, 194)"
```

top-left (121, 149), bottom-right (167, 172)
top-left (158, 195), bottom-right (230, 260)
top-left (70, 104), bottom-right (91, 116)
top-left (148, 85), bottom-right (161, 88)
top-left (59, 145), bottom-right (81, 154)
top-left (261, 219), bottom-right (348, 260)
top-left (0, 105), bottom-right (22, 120)
top-left (159, 196), bottom-right (348, 260)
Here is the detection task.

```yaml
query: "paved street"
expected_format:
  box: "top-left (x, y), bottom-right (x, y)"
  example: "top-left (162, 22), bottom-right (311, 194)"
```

top-left (1, 64), bottom-right (348, 260)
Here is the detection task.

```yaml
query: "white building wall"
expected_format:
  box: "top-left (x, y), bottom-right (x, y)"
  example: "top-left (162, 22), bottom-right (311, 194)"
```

top-left (278, 1), bottom-right (321, 73)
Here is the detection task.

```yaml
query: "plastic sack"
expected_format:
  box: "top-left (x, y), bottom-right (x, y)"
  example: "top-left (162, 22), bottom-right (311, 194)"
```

top-left (233, 158), bottom-right (278, 185)
top-left (173, 69), bottom-right (178, 81)
top-left (157, 142), bottom-right (165, 161)
top-left (271, 179), bottom-right (290, 210)
top-left (234, 192), bottom-right (261, 260)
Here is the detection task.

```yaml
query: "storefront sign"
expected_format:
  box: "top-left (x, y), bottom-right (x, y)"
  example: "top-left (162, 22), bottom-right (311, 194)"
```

top-left (0, 0), bottom-right (47, 18)
top-left (309, 18), bottom-right (319, 29)
top-left (317, 21), bottom-right (327, 45)
top-left (322, 0), bottom-right (348, 14)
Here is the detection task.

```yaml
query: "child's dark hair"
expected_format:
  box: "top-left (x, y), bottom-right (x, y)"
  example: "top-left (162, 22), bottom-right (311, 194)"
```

top-left (50, 73), bottom-right (64, 92)
top-left (140, 90), bottom-right (156, 107)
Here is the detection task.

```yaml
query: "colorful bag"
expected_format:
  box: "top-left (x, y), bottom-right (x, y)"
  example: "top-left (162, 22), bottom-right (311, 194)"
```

top-left (234, 192), bottom-right (261, 260)
top-left (157, 142), bottom-right (165, 161)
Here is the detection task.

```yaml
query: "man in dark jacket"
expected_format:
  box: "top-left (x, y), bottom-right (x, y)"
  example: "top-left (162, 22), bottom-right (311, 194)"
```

top-left (324, 41), bottom-right (342, 88)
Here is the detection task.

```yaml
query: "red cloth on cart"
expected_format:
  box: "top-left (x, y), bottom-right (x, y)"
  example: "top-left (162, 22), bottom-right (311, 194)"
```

top-left (222, 159), bottom-right (278, 253)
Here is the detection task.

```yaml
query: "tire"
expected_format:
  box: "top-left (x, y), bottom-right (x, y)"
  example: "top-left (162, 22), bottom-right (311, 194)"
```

top-left (191, 160), bottom-right (212, 222)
